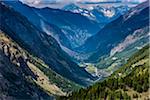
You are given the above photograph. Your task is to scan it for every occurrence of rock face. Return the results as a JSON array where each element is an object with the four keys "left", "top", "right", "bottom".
[
  {"left": 0, "top": 32, "right": 54, "bottom": 100},
  {"left": 0, "top": 2, "right": 95, "bottom": 87},
  {"left": 0, "top": 51, "right": 54, "bottom": 100},
  {"left": 76, "top": 1, "right": 149, "bottom": 62}
]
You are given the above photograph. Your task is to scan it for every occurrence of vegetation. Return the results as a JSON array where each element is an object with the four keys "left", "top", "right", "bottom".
[
  {"left": 0, "top": 31, "right": 80, "bottom": 95},
  {"left": 59, "top": 45, "right": 150, "bottom": 100},
  {"left": 97, "top": 26, "right": 149, "bottom": 71},
  {"left": 30, "top": 58, "right": 81, "bottom": 93}
]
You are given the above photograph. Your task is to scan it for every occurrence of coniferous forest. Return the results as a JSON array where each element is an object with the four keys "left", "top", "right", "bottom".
[{"left": 60, "top": 45, "right": 149, "bottom": 100}]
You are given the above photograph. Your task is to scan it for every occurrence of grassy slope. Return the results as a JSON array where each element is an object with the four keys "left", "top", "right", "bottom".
[
  {"left": 60, "top": 44, "right": 149, "bottom": 100},
  {"left": 96, "top": 27, "right": 149, "bottom": 72},
  {"left": 0, "top": 31, "right": 81, "bottom": 96}
]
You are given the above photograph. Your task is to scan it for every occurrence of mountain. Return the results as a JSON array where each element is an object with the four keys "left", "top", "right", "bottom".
[
  {"left": 0, "top": 46, "right": 52, "bottom": 100},
  {"left": 0, "top": 1, "right": 148, "bottom": 99},
  {"left": 63, "top": 3, "right": 130, "bottom": 28},
  {"left": 0, "top": 29, "right": 86, "bottom": 98},
  {"left": 76, "top": 1, "right": 149, "bottom": 62},
  {"left": 96, "top": 26, "right": 149, "bottom": 71},
  {"left": 33, "top": 7, "right": 100, "bottom": 48},
  {"left": 63, "top": 3, "right": 97, "bottom": 21},
  {"left": 4, "top": 1, "right": 100, "bottom": 49},
  {"left": 0, "top": 2, "right": 95, "bottom": 87},
  {"left": 60, "top": 44, "right": 150, "bottom": 100},
  {"left": 3, "top": 1, "right": 72, "bottom": 51},
  {"left": 0, "top": 30, "right": 64, "bottom": 99},
  {"left": 92, "top": 5, "right": 130, "bottom": 23}
]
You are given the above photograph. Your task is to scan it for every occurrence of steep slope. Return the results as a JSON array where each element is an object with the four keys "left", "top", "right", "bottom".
[
  {"left": 0, "top": 2, "right": 95, "bottom": 86},
  {"left": 96, "top": 26, "right": 149, "bottom": 71},
  {"left": 61, "top": 44, "right": 150, "bottom": 100},
  {"left": 0, "top": 30, "right": 82, "bottom": 98},
  {"left": 77, "top": 1, "right": 149, "bottom": 62},
  {"left": 4, "top": 1, "right": 100, "bottom": 49},
  {"left": 0, "top": 31, "right": 55, "bottom": 99},
  {"left": 3, "top": 1, "right": 72, "bottom": 51},
  {"left": 0, "top": 51, "right": 53, "bottom": 100},
  {"left": 34, "top": 8, "right": 100, "bottom": 48}
]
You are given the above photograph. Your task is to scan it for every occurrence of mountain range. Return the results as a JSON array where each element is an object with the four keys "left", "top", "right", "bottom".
[
  {"left": 76, "top": 0, "right": 149, "bottom": 62},
  {"left": 0, "top": 0, "right": 149, "bottom": 100},
  {"left": 4, "top": 1, "right": 100, "bottom": 50},
  {"left": 63, "top": 3, "right": 130, "bottom": 27},
  {"left": 0, "top": 2, "right": 96, "bottom": 87}
]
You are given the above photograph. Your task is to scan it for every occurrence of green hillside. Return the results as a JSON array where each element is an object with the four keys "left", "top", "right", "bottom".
[
  {"left": 0, "top": 31, "right": 81, "bottom": 98},
  {"left": 96, "top": 26, "right": 149, "bottom": 72},
  {"left": 60, "top": 44, "right": 150, "bottom": 100}
]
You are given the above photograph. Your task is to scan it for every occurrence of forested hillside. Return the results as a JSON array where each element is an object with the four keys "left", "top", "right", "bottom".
[{"left": 60, "top": 44, "right": 149, "bottom": 100}]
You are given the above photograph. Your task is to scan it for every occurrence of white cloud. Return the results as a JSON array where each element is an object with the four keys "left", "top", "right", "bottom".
[
  {"left": 123, "top": 0, "right": 146, "bottom": 3},
  {"left": 19, "top": 0, "right": 147, "bottom": 8}
]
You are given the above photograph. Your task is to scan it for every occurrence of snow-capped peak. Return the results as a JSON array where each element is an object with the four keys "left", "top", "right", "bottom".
[{"left": 63, "top": 4, "right": 130, "bottom": 24}]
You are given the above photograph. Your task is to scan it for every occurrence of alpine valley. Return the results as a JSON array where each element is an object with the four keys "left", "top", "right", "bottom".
[{"left": 0, "top": 0, "right": 149, "bottom": 100}]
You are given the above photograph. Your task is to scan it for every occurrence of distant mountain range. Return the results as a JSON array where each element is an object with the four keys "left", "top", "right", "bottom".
[
  {"left": 76, "top": 1, "right": 149, "bottom": 63},
  {"left": 63, "top": 3, "right": 130, "bottom": 26}
]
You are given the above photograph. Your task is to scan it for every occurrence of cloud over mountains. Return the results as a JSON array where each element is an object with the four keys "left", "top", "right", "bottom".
[{"left": 20, "top": 0, "right": 147, "bottom": 8}]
